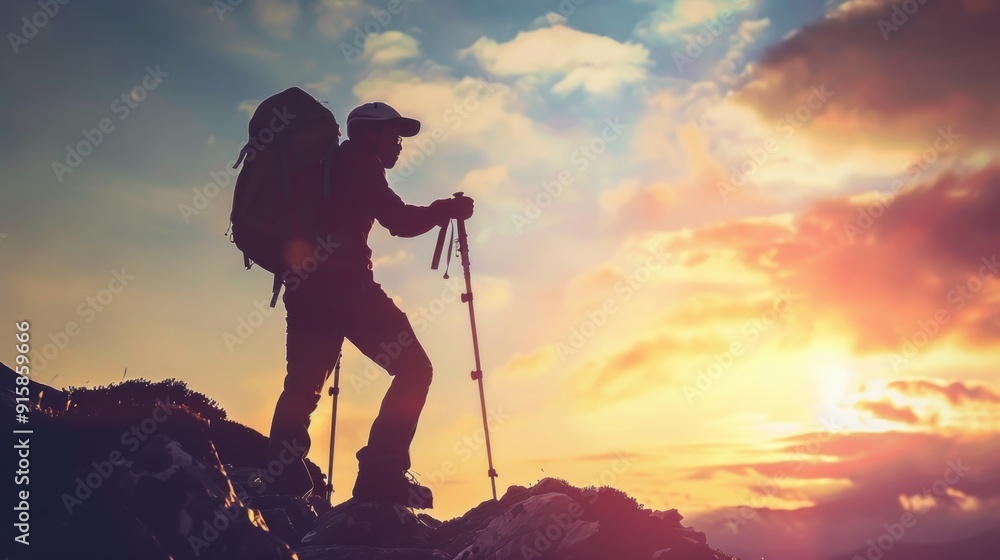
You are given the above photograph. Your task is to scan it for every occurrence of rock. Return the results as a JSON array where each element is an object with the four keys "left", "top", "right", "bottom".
[
  {"left": 418, "top": 513, "right": 443, "bottom": 528},
  {"left": 529, "top": 477, "right": 578, "bottom": 498},
  {"left": 651, "top": 508, "right": 684, "bottom": 528},
  {"left": 2, "top": 363, "right": 739, "bottom": 560},
  {"left": 431, "top": 496, "right": 507, "bottom": 555},
  {"left": 556, "top": 520, "right": 601, "bottom": 556},
  {"left": 297, "top": 545, "right": 451, "bottom": 560},
  {"left": 127, "top": 434, "right": 296, "bottom": 560},
  {"left": 498, "top": 484, "right": 530, "bottom": 508},
  {"left": 307, "top": 494, "right": 333, "bottom": 516},
  {"left": 228, "top": 464, "right": 267, "bottom": 496},
  {"left": 662, "top": 527, "right": 707, "bottom": 546},
  {"left": 259, "top": 508, "right": 298, "bottom": 546},
  {"left": 650, "top": 537, "right": 719, "bottom": 560},
  {"left": 247, "top": 494, "right": 319, "bottom": 544},
  {"left": 452, "top": 492, "right": 584, "bottom": 560},
  {"left": 301, "top": 498, "right": 435, "bottom": 548}
]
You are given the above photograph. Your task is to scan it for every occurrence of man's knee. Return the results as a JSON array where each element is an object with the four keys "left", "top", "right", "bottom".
[
  {"left": 277, "top": 381, "right": 322, "bottom": 413},
  {"left": 393, "top": 358, "right": 432, "bottom": 388},
  {"left": 414, "top": 360, "right": 433, "bottom": 387},
  {"left": 284, "top": 373, "right": 321, "bottom": 393}
]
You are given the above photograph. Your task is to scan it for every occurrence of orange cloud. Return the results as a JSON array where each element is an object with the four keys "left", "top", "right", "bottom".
[
  {"left": 887, "top": 380, "right": 1000, "bottom": 406},
  {"left": 570, "top": 333, "right": 727, "bottom": 403},
  {"left": 495, "top": 346, "right": 558, "bottom": 380},
  {"left": 658, "top": 164, "right": 1000, "bottom": 355},
  {"left": 849, "top": 378, "right": 1000, "bottom": 433},
  {"left": 855, "top": 399, "right": 920, "bottom": 424}
]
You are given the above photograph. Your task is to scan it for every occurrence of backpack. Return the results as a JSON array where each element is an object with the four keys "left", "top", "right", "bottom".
[{"left": 227, "top": 87, "right": 341, "bottom": 307}]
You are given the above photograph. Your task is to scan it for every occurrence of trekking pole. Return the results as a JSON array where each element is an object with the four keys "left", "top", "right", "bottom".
[
  {"left": 431, "top": 192, "right": 499, "bottom": 500},
  {"left": 325, "top": 352, "right": 342, "bottom": 503}
]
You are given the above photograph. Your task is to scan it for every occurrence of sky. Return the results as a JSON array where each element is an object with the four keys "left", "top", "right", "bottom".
[{"left": 2, "top": 0, "right": 999, "bottom": 558}]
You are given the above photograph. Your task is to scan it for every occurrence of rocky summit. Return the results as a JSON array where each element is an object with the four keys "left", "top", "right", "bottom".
[{"left": 3, "top": 364, "right": 737, "bottom": 560}]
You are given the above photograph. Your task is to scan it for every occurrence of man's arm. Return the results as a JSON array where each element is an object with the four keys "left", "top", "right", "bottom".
[{"left": 367, "top": 166, "right": 447, "bottom": 238}]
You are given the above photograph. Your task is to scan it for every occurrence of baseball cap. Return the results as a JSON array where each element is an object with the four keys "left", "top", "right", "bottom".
[{"left": 346, "top": 102, "right": 420, "bottom": 137}]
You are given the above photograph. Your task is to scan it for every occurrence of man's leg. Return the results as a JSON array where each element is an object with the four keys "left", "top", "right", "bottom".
[
  {"left": 267, "top": 287, "right": 344, "bottom": 497},
  {"left": 344, "top": 280, "right": 433, "bottom": 494}
]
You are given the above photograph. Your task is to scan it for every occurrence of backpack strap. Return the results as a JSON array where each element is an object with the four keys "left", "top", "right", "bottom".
[
  {"left": 233, "top": 145, "right": 251, "bottom": 169},
  {"left": 269, "top": 272, "right": 282, "bottom": 308}
]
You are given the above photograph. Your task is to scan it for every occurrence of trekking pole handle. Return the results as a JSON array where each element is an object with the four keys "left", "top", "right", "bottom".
[{"left": 431, "top": 192, "right": 467, "bottom": 271}]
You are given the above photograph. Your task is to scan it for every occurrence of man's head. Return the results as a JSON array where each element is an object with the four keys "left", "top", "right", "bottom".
[{"left": 346, "top": 102, "right": 420, "bottom": 169}]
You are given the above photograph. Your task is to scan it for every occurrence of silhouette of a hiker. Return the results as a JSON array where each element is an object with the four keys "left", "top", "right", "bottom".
[{"left": 266, "top": 102, "right": 473, "bottom": 509}]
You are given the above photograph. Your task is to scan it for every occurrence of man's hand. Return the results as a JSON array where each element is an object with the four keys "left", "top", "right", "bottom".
[
  {"left": 430, "top": 195, "right": 475, "bottom": 224},
  {"left": 451, "top": 194, "right": 474, "bottom": 221}
]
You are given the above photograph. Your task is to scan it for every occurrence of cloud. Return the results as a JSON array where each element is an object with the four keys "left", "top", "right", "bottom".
[
  {"left": 855, "top": 399, "right": 920, "bottom": 424},
  {"left": 600, "top": 117, "right": 727, "bottom": 230},
  {"left": 372, "top": 249, "right": 408, "bottom": 269},
  {"left": 688, "top": 428, "right": 1000, "bottom": 559},
  {"left": 569, "top": 332, "right": 728, "bottom": 403},
  {"left": 624, "top": 83, "right": 749, "bottom": 187},
  {"left": 599, "top": 179, "right": 682, "bottom": 231},
  {"left": 656, "top": 164, "right": 1000, "bottom": 355},
  {"left": 538, "top": 450, "right": 644, "bottom": 463},
  {"left": 734, "top": 0, "right": 1000, "bottom": 153},
  {"left": 845, "top": 378, "right": 1000, "bottom": 434},
  {"left": 351, "top": 66, "right": 563, "bottom": 170},
  {"left": 530, "top": 12, "right": 567, "bottom": 29},
  {"left": 315, "top": 0, "right": 368, "bottom": 39},
  {"left": 897, "top": 491, "right": 938, "bottom": 513},
  {"left": 495, "top": 346, "right": 558, "bottom": 380},
  {"left": 713, "top": 18, "right": 770, "bottom": 83},
  {"left": 303, "top": 75, "right": 341, "bottom": 95},
  {"left": 888, "top": 380, "right": 1000, "bottom": 406},
  {"left": 456, "top": 165, "right": 509, "bottom": 198},
  {"left": 471, "top": 274, "right": 512, "bottom": 312},
  {"left": 361, "top": 31, "right": 422, "bottom": 66},
  {"left": 459, "top": 26, "right": 652, "bottom": 96},
  {"left": 634, "top": 0, "right": 755, "bottom": 42},
  {"left": 251, "top": 0, "right": 300, "bottom": 39},
  {"left": 236, "top": 99, "right": 261, "bottom": 118}
]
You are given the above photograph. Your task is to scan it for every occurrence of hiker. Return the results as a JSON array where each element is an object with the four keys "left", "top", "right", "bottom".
[{"left": 265, "top": 101, "right": 474, "bottom": 509}]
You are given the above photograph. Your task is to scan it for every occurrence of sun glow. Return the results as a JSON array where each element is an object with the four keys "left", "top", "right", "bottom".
[{"left": 819, "top": 363, "right": 853, "bottom": 409}]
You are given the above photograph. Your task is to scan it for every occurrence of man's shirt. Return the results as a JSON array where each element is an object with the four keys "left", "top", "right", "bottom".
[{"left": 309, "top": 139, "right": 443, "bottom": 271}]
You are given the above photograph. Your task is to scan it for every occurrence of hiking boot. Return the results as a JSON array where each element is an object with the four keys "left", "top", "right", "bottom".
[
  {"left": 353, "top": 470, "right": 434, "bottom": 509},
  {"left": 263, "top": 459, "right": 315, "bottom": 499}
]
